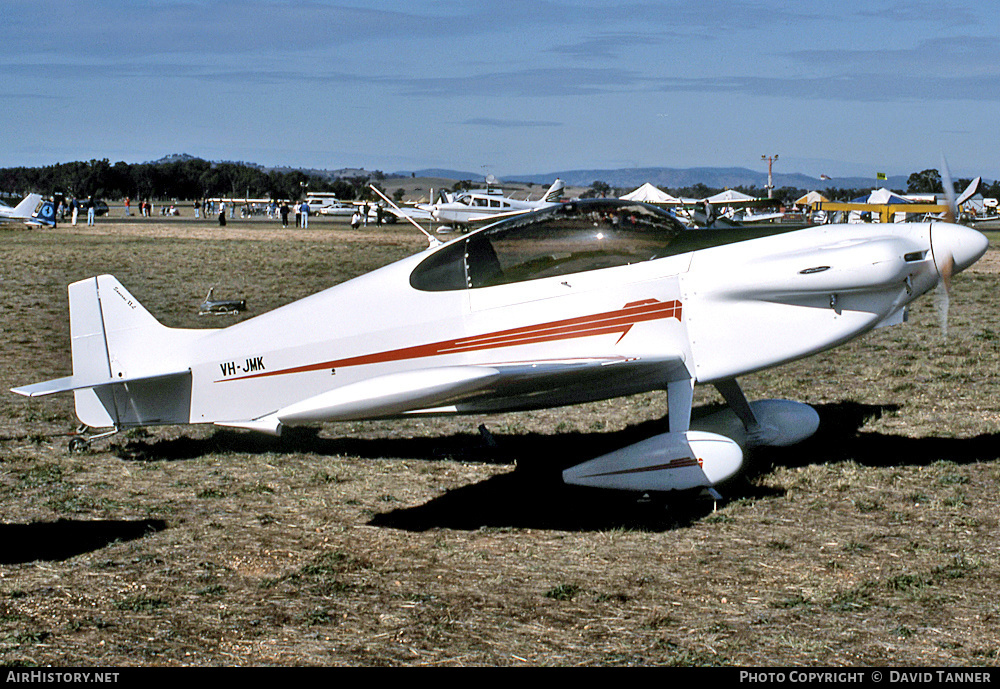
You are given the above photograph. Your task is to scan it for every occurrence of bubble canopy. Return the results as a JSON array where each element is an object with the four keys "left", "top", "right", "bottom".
[{"left": 409, "top": 198, "right": 793, "bottom": 292}]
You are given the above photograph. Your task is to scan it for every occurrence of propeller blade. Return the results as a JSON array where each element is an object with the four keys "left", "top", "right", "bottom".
[
  {"left": 934, "top": 250, "right": 954, "bottom": 337},
  {"left": 940, "top": 155, "right": 957, "bottom": 223},
  {"left": 940, "top": 250, "right": 954, "bottom": 293}
]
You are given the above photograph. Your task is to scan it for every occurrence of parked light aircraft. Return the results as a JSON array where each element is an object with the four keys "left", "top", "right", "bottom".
[
  {"left": 0, "top": 194, "right": 44, "bottom": 225},
  {"left": 11, "top": 199, "right": 987, "bottom": 495},
  {"left": 199, "top": 288, "right": 247, "bottom": 316},
  {"left": 417, "top": 178, "right": 566, "bottom": 229},
  {"left": 4, "top": 193, "right": 58, "bottom": 228}
]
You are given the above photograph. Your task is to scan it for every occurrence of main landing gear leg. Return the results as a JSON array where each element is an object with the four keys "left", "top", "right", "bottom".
[
  {"left": 708, "top": 378, "right": 820, "bottom": 448},
  {"left": 713, "top": 378, "right": 761, "bottom": 440},
  {"left": 669, "top": 378, "right": 722, "bottom": 507}
]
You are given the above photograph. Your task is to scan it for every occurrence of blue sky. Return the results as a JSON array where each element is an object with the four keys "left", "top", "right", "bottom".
[{"left": 3, "top": 0, "right": 998, "bottom": 180}]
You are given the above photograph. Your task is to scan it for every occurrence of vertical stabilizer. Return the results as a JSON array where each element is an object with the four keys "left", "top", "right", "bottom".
[
  {"left": 93, "top": 275, "right": 175, "bottom": 380},
  {"left": 66, "top": 275, "right": 204, "bottom": 429},
  {"left": 69, "top": 277, "right": 115, "bottom": 427},
  {"left": 12, "top": 194, "right": 43, "bottom": 218},
  {"left": 544, "top": 179, "right": 565, "bottom": 203}
]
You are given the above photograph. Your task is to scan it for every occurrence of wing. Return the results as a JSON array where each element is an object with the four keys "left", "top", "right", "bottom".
[
  {"left": 458, "top": 208, "right": 533, "bottom": 224},
  {"left": 425, "top": 354, "right": 690, "bottom": 414},
  {"left": 219, "top": 354, "right": 689, "bottom": 435}
]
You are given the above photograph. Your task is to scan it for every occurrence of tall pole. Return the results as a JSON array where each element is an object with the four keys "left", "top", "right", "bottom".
[{"left": 761, "top": 154, "right": 778, "bottom": 199}]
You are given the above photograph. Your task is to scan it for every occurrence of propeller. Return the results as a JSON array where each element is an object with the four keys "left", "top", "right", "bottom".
[
  {"left": 934, "top": 250, "right": 954, "bottom": 336},
  {"left": 933, "top": 156, "right": 958, "bottom": 335},
  {"left": 941, "top": 155, "right": 957, "bottom": 223},
  {"left": 928, "top": 158, "right": 990, "bottom": 337}
]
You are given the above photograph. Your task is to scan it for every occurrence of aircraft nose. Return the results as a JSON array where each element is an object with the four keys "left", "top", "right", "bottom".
[{"left": 931, "top": 223, "right": 989, "bottom": 277}]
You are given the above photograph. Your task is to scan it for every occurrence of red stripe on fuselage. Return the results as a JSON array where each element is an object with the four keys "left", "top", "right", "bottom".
[{"left": 217, "top": 298, "right": 682, "bottom": 383}]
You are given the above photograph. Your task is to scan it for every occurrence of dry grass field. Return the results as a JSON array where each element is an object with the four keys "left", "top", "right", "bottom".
[{"left": 1, "top": 213, "right": 999, "bottom": 667}]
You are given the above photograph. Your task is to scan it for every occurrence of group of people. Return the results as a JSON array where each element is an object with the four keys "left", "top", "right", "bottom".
[
  {"left": 119, "top": 197, "right": 159, "bottom": 218},
  {"left": 349, "top": 202, "right": 386, "bottom": 229},
  {"left": 55, "top": 196, "right": 388, "bottom": 229},
  {"left": 196, "top": 198, "right": 313, "bottom": 227},
  {"left": 134, "top": 200, "right": 162, "bottom": 217},
  {"left": 275, "top": 201, "right": 312, "bottom": 228},
  {"left": 64, "top": 196, "right": 98, "bottom": 226}
]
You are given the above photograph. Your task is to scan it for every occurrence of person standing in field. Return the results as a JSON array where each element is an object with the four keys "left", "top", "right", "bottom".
[{"left": 300, "top": 200, "right": 310, "bottom": 228}]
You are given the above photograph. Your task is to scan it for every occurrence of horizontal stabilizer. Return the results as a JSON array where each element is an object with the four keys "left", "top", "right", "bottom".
[{"left": 11, "top": 368, "right": 190, "bottom": 398}]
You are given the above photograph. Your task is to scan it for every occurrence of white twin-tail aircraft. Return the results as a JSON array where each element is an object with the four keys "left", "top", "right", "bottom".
[{"left": 11, "top": 199, "right": 987, "bottom": 496}]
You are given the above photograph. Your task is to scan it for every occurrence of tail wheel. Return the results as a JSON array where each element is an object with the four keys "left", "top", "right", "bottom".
[{"left": 68, "top": 436, "right": 90, "bottom": 453}]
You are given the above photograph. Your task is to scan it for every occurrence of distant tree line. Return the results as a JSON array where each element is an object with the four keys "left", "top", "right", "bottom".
[
  {"left": 3, "top": 158, "right": 997, "bottom": 207},
  {"left": 0, "top": 157, "right": 387, "bottom": 202}
]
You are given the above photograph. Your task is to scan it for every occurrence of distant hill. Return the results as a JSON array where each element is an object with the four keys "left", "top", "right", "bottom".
[
  {"left": 150, "top": 155, "right": 909, "bottom": 191},
  {"left": 391, "top": 166, "right": 910, "bottom": 191},
  {"left": 389, "top": 169, "right": 484, "bottom": 182},
  {"left": 148, "top": 153, "right": 200, "bottom": 165},
  {"left": 507, "top": 167, "right": 909, "bottom": 192}
]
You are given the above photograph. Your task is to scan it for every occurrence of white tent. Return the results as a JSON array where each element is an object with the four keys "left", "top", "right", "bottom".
[
  {"left": 620, "top": 182, "right": 681, "bottom": 204},
  {"left": 794, "top": 191, "right": 829, "bottom": 207},
  {"left": 846, "top": 188, "right": 911, "bottom": 223},
  {"left": 704, "top": 189, "right": 757, "bottom": 205},
  {"left": 850, "top": 188, "right": 910, "bottom": 205}
]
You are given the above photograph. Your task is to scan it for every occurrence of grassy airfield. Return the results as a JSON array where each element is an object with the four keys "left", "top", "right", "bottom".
[{"left": 1, "top": 213, "right": 999, "bottom": 666}]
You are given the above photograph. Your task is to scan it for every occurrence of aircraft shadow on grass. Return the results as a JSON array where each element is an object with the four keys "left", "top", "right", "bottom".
[
  {"left": 107, "top": 400, "right": 1000, "bottom": 533},
  {"left": 0, "top": 519, "right": 166, "bottom": 565},
  {"left": 5, "top": 402, "right": 996, "bottom": 563}
]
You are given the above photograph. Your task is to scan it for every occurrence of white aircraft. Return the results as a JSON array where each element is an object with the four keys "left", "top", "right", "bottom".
[
  {"left": 0, "top": 193, "right": 44, "bottom": 224},
  {"left": 417, "top": 178, "right": 566, "bottom": 229},
  {"left": 11, "top": 199, "right": 987, "bottom": 495}
]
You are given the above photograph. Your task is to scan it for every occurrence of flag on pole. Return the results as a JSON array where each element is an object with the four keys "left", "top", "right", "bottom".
[{"left": 876, "top": 172, "right": 887, "bottom": 180}]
